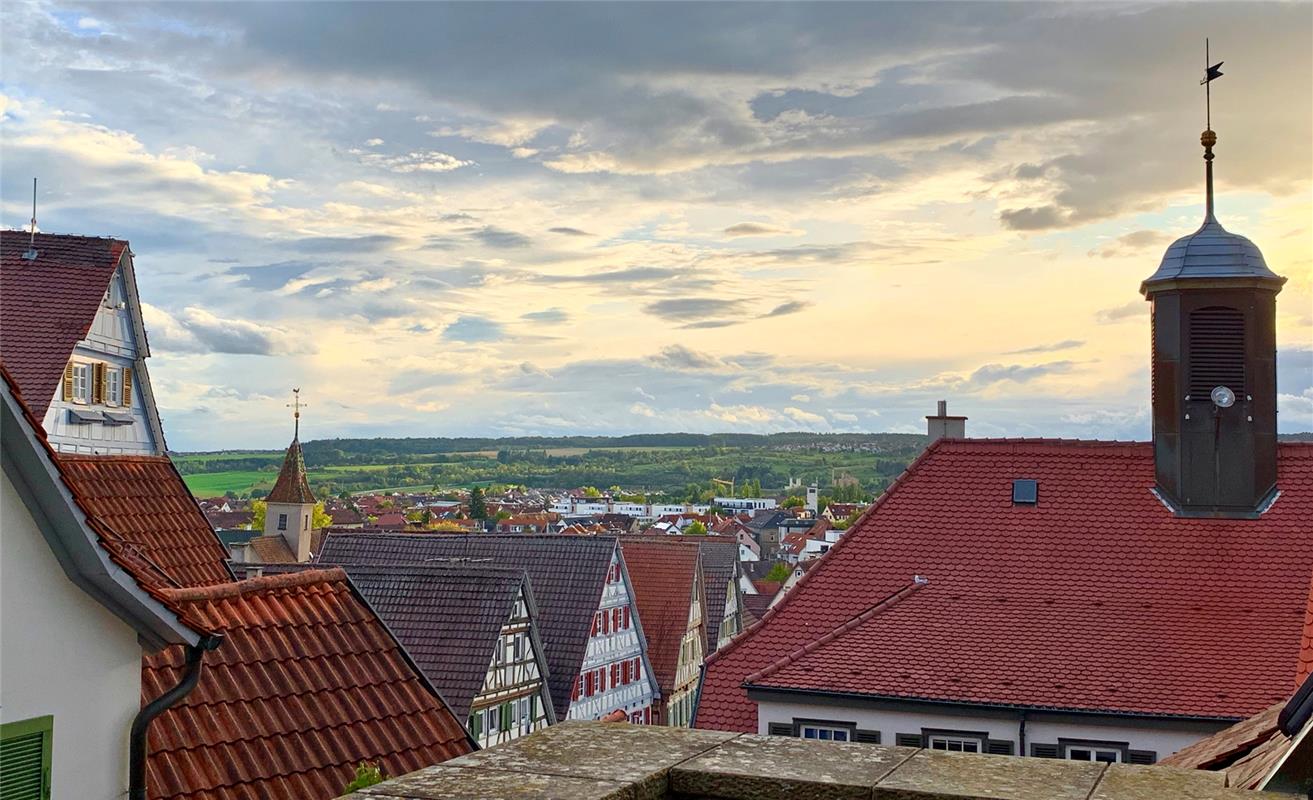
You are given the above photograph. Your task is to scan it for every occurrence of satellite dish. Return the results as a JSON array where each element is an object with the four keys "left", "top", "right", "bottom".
[{"left": 1211, "top": 386, "right": 1236, "bottom": 408}]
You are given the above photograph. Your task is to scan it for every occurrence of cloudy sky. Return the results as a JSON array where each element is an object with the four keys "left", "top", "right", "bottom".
[{"left": 2, "top": 2, "right": 1310, "bottom": 450}]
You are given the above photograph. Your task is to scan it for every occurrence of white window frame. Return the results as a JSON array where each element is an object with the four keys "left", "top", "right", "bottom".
[
  {"left": 927, "top": 734, "right": 983, "bottom": 753},
  {"left": 71, "top": 363, "right": 91, "bottom": 404},
  {"left": 1063, "top": 742, "right": 1123, "bottom": 763},
  {"left": 799, "top": 723, "right": 851, "bottom": 742},
  {"left": 106, "top": 368, "right": 122, "bottom": 406}
]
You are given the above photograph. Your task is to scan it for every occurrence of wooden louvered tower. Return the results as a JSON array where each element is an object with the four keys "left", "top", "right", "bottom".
[{"left": 1141, "top": 128, "right": 1285, "bottom": 517}]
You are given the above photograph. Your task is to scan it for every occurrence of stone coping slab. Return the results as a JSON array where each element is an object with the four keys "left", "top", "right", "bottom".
[
  {"left": 343, "top": 722, "right": 1288, "bottom": 800},
  {"left": 872, "top": 749, "right": 1105, "bottom": 800},
  {"left": 671, "top": 734, "right": 917, "bottom": 800},
  {"left": 345, "top": 764, "right": 634, "bottom": 800}
]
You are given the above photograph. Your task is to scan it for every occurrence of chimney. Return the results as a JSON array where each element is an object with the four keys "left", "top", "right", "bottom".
[{"left": 926, "top": 400, "right": 967, "bottom": 442}]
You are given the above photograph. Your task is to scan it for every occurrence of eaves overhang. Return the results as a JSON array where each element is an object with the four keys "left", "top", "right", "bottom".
[{"left": 1, "top": 380, "right": 201, "bottom": 651}]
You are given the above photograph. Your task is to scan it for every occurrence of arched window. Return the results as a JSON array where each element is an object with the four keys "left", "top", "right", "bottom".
[{"left": 1188, "top": 306, "right": 1245, "bottom": 397}]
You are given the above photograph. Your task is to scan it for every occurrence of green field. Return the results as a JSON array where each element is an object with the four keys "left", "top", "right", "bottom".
[{"left": 181, "top": 470, "right": 274, "bottom": 497}]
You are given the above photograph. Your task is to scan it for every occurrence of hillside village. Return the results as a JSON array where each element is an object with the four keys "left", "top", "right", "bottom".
[{"left": 1, "top": 18, "right": 1311, "bottom": 800}]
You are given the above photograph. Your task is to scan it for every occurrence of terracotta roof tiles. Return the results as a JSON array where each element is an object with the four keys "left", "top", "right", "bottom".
[
  {"left": 1, "top": 231, "right": 127, "bottom": 419},
  {"left": 618, "top": 538, "right": 702, "bottom": 698},
  {"left": 697, "top": 439, "right": 1313, "bottom": 732},
  {"left": 266, "top": 438, "right": 315, "bottom": 504},
  {"left": 143, "top": 568, "right": 472, "bottom": 800}
]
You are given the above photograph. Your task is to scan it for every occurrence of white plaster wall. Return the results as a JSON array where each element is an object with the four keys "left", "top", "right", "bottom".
[
  {"left": 756, "top": 699, "right": 1223, "bottom": 762},
  {"left": 0, "top": 472, "right": 143, "bottom": 799}
]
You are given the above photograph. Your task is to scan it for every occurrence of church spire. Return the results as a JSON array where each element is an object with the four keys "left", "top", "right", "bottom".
[
  {"left": 1200, "top": 38, "right": 1223, "bottom": 221},
  {"left": 268, "top": 390, "right": 315, "bottom": 505},
  {"left": 287, "top": 387, "right": 304, "bottom": 440}
]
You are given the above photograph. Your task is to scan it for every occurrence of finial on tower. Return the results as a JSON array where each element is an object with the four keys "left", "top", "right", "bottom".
[
  {"left": 1199, "top": 38, "right": 1224, "bottom": 221},
  {"left": 287, "top": 388, "right": 305, "bottom": 440}
]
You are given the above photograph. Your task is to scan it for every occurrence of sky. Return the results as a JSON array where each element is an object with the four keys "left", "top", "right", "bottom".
[{"left": 2, "top": 1, "right": 1310, "bottom": 451}]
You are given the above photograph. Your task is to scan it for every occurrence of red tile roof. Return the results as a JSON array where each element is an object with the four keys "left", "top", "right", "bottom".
[
  {"left": 697, "top": 439, "right": 1313, "bottom": 733},
  {"left": 58, "top": 455, "right": 233, "bottom": 588},
  {"left": 1159, "top": 701, "right": 1289, "bottom": 788},
  {"left": 143, "top": 568, "right": 472, "bottom": 800},
  {"left": 1, "top": 231, "right": 128, "bottom": 419},
  {"left": 266, "top": 438, "right": 315, "bottom": 504},
  {"left": 1, "top": 366, "right": 215, "bottom": 637},
  {"left": 618, "top": 538, "right": 702, "bottom": 698}
]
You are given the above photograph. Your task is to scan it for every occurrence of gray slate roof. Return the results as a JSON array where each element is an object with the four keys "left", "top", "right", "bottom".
[
  {"left": 318, "top": 533, "right": 618, "bottom": 720},
  {"left": 260, "top": 561, "right": 540, "bottom": 722},
  {"left": 1142, "top": 217, "right": 1284, "bottom": 291},
  {"left": 693, "top": 538, "right": 739, "bottom": 651}
]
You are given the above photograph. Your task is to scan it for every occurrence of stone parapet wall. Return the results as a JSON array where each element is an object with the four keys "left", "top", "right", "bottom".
[{"left": 344, "top": 721, "right": 1278, "bottom": 800}]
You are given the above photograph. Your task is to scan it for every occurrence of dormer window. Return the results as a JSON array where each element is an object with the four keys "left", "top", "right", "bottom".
[{"left": 106, "top": 367, "right": 122, "bottom": 406}]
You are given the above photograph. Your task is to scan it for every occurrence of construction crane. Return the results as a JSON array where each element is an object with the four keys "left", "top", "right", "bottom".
[{"left": 710, "top": 478, "right": 735, "bottom": 497}]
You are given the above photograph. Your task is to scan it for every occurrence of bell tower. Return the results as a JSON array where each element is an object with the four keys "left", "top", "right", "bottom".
[
  {"left": 1140, "top": 49, "right": 1285, "bottom": 517},
  {"left": 264, "top": 389, "right": 318, "bottom": 559}
]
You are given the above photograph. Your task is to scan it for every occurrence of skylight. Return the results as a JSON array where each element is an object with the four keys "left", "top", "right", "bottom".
[{"left": 1012, "top": 479, "right": 1038, "bottom": 505}]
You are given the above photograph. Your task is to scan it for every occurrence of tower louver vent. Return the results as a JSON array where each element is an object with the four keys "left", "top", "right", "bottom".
[{"left": 1188, "top": 306, "right": 1245, "bottom": 397}]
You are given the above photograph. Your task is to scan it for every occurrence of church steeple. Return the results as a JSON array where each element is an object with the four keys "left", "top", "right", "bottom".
[
  {"left": 1140, "top": 48, "right": 1286, "bottom": 517},
  {"left": 265, "top": 389, "right": 317, "bottom": 559}
]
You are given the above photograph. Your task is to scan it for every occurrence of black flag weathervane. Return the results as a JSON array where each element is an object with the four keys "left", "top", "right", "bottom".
[{"left": 1198, "top": 38, "right": 1224, "bottom": 219}]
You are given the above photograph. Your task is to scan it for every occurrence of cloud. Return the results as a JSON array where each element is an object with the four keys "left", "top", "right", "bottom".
[
  {"left": 533, "top": 266, "right": 684, "bottom": 285},
  {"left": 644, "top": 298, "right": 743, "bottom": 321},
  {"left": 1087, "top": 230, "right": 1172, "bottom": 259},
  {"left": 653, "top": 345, "right": 722, "bottom": 370},
  {"left": 443, "top": 315, "right": 505, "bottom": 343},
  {"left": 766, "top": 300, "right": 811, "bottom": 317},
  {"left": 547, "top": 226, "right": 592, "bottom": 236},
  {"left": 471, "top": 226, "right": 532, "bottom": 249},
  {"left": 290, "top": 235, "right": 404, "bottom": 254},
  {"left": 389, "top": 370, "right": 465, "bottom": 395},
  {"left": 968, "top": 361, "right": 1074, "bottom": 386},
  {"left": 142, "top": 303, "right": 311, "bottom": 356},
  {"left": 364, "top": 137, "right": 384, "bottom": 147},
  {"left": 521, "top": 308, "right": 569, "bottom": 324},
  {"left": 1096, "top": 301, "right": 1149, "bottom": 324},
  {"left": 1004, "top": 339, "right": 1083, "bottom": 355},
  {"left": 999, "top": 206, "right": 1068, "bottom": 231},
  {"left": 354, "top": 149, "right": 472, "bottom": 173},
  {"left": 723, "top": 222, "right": 799, "bottom": 238}
]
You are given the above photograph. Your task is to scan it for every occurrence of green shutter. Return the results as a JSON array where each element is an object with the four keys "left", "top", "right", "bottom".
[
  {"left": 469, "top": 711, "right": 482, "bottom": 740},
  {"left": 500, "top": 703, "right": 512, "bottom": 732},
  {"left": 1, "top": 715, "right": 53, "bottom": 800}
]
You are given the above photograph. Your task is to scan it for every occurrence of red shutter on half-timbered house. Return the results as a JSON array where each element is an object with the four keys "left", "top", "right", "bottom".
[
  {"left": 585, "top": 672, "right": 594, "bottom": 696},
  {"left": 623, "top": 607, "right": 631, "bottom": 628}
]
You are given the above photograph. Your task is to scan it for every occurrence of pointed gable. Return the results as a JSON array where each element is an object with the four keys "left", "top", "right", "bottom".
[
  {"left": 0, "top": 231, "right": 128, "bottom": 419},
  {"left": 266, "top": 438, "right": 315, "bottom": 504}
]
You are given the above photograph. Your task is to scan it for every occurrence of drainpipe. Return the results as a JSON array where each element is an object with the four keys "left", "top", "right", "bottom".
[
  {"left": 129, "top": 635, "right": 223, "bottom": 800},
  {"left": 1018, "top": 710, "right": 1027, "bottom": 758}
]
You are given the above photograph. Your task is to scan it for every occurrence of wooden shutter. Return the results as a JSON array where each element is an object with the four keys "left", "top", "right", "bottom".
[
  {"left": 854, "top": 729, "right": 881, "bottom": 744},
  {"left": 766, "top": 722, "right": 792, "bottom": 737},
  {"left": 62, "top": 363, "right": 75, "bottom": 401},
  {"left": 895, "top": 733, "right": 923, "bottom": 748},
  {"left": 92, "top": 362, "right": 106, "bottom": 404},
  {"left": 1127, "top": 750, "right": 1156, "bottom": 765},
  {"left": 0, "top": 715, "right": 53, "bottom": 800},
  {"left": 1030, "top": 743, "right": 1059, "bottom": 758},
  {"left": 986, "top": 739, "right": 1015, "bottom": 755},
  {"left": 469, "top": 711, "right": 481, "bottom": 740},
  {"left": 122, "top": 367, "right": 133, "bottom": 408}
]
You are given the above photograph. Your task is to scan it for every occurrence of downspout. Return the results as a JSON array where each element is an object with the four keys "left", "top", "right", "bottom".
[
  {"left": 1018, "top": 710, "right": 1027, "bottom": 758},
  {"left": 129, "top": 635, "right": 223, "bottom": 800}
]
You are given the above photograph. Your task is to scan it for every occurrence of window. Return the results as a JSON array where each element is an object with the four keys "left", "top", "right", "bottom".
[
  {"left": 800, "top": 724, "right": 850, "bottom": 742},
  {"left": 71, "top": 363, "right": 90, "bottom": 404},
  {"left": 1, "top": 714, "right": 53, "bottom": 800},
  {"left": 926, "top": 731, "right": 985, "bottom": 753},
  {"left": 1061, "top": 739, "right": 1127, "bottom": 764},
  {"left": 277, "top": 514, "right": 288, "bottom": 531},
  {"left": 105, "top": 275, "right": 125, "bottom": 308},
  {"left": 106, "top": 368, "right": 122, "bottom": 406}
]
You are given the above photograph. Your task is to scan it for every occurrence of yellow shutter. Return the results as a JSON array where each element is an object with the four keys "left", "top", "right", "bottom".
[
  {"left": 93, "top": 362, "right": 106, "bottom": 404},
  {"left": 63, "top": 362, "right": 75, "bottom": 401},
  {"left": 122, "top": 367, "right": 133, "bottom": 408}
]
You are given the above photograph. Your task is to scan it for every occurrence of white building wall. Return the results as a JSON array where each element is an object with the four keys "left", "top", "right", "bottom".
[
  {"left": 567, "top": 551, "right": 657, "bottom": 722},
  {"left": 756, "top": 698, "right": 1222, "bottom": 762},
  {"left": 1, "top": 472, "right": 143, "bottom": 799}
]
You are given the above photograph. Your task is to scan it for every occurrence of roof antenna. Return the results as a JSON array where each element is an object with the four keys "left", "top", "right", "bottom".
[{"left": 22, "top": 178, "right": 39, "bottom": 260}]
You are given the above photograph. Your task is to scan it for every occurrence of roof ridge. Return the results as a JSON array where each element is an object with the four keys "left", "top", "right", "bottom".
[
  {"left": 941, "top": 437, "right": 1148, "bottom": 447},
  {"left": 56, "top": 453, "right": 175, "bottom": 463},
  {"left": 164, "top": 567, "right": 347, "bottom": 602},
  {"left": 744, "top": 579, "right": 925, "bottom": 686}
]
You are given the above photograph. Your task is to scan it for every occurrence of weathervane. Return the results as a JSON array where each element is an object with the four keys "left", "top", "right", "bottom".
[
  {"left": 287, "top": 388, "right": 305, "bottom": 439},
  {"left": 1199, "top": 38, "right": 1225, "bottom": 220}
]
